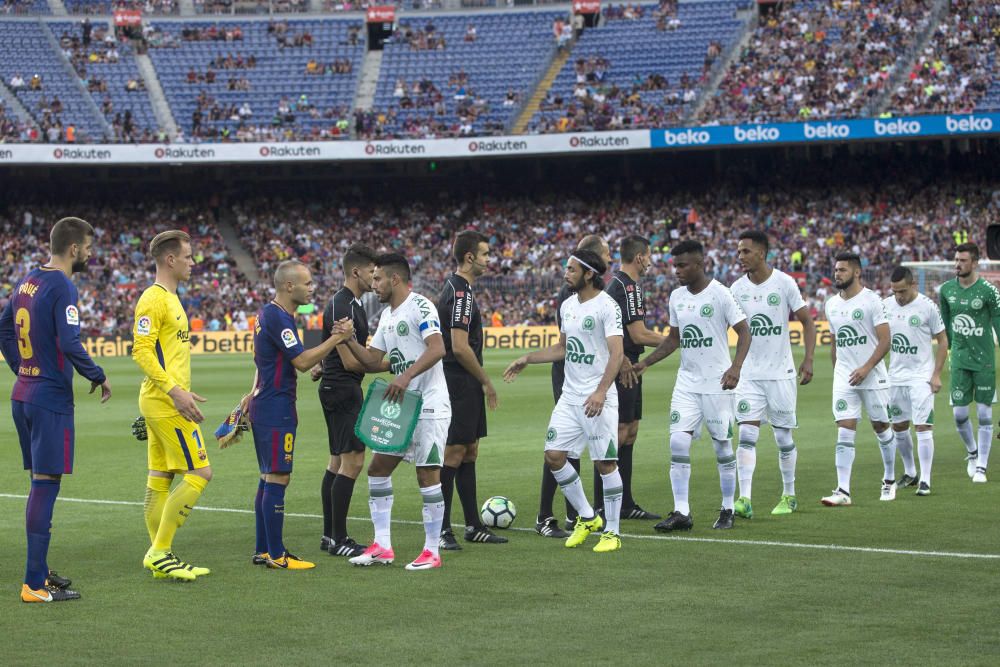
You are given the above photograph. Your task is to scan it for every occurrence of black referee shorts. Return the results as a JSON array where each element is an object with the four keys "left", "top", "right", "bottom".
[
  {"left": 615, "top": 375, "right": 642, "bottom": 424},
  {"left": 318, "top": 382, "right": 365, "bottom": 455},
  {"left": 551, "top": 361, "right": 565, "bottom": 403},
  {"left": 445, "top": 369, "right": 487, "bottom": 445}
]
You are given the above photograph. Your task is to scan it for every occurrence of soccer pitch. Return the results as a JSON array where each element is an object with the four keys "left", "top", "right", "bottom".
[{"left": 1, "top": 350, "right": 998, "bottom": 665}]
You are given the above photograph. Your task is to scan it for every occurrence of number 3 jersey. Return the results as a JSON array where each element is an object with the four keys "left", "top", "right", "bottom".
[
  {"left": 370, "top": 291, "right": 451, "bottom": 419},
  {"left": 669, "top": 280, "right": 746, "bottom": 394},
  {"left": 824, "top": 287, "right": 888, "bottom": 391},
  {"left": 558, "top": 291, "right": 623, "bottom": 403},
  {"left": 0, "top": 266, "right": 105, "bottom": 414}
]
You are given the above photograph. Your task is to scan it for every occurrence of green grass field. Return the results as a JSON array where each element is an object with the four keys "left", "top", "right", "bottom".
[{"left": 1, "top": 350, "right": 999, "bottom": 666}]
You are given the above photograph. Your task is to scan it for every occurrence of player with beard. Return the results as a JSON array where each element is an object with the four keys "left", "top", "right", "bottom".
[
  {"left": 535, "top": 235, "right": 612, "bottom": 538},
  {"left": 0, "top": 217, "right": 111, "bottom": 602},
  {"left": 345, "top": 254, "right": 452, "bottom": 571},
  {"left": 939, "top": 242, "right": 1000, "bottom": 483},
  {"left": 821, "top": 252, "right": 893, "bottom": 506},
  {"left": 506, "top": 249, "right": 625, "bottom": 553}
]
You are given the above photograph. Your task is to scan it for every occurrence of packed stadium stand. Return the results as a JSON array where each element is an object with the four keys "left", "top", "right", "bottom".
[
  {"left": 888, "top": 0, "right": 1000, "bottom": 115},
  {"left": 363, "top": 11, "right": 564, "bottom": 139},
  {"left": 698, "top": 0, "right": 936, "bottom": 124},
  {"left": 147, "top": 18, "right": 364, "bottom": 140},
  {"left": 6, "top": 148, "right": 987, "bottom": 337},
  {"left": 0, "top": 203, "right": 255, "bottom": 337},
  {"left": 531, "top": 0, "right": 746, "bottom": 133}
]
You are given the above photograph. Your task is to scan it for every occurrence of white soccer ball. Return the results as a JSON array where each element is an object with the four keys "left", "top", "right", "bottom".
[{"left": 480, "top": 496, "right": 517, "bottom": 529}]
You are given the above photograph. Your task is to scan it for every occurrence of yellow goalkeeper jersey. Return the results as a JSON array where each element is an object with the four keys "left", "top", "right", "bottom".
[{"left": 132, "top": 283, "right": 192, "bottom": 418}]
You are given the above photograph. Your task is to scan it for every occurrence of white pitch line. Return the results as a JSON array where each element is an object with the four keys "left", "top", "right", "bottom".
[{"left": 1, "top": 492, "right": 997, "bottom": 561}]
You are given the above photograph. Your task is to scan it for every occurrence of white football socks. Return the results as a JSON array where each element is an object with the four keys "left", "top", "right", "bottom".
[
  {"left": 916, "top": 430, "right": 934, "bottom": 486},
  {"left": 954, "top": 406, "right": 977, "bottom": 456},
  {"left": 419, "top": 483, "right": 444, "bottom": 556},
  {"left": 976, "top": 404, "right": 993, "bottom": 470},
  {"left": 552, "top": 462, "right": 595, "bottom": 519},
  {"left": 368, "top": 476, "right": 394, "bottom": 550},
  {"left": 669, "top": 431, "right": 693, "bottom": 515},
  {"left": 894, "top": 429, "right": 916, "bottom": 477},
  {"left": 736, "top": 424, "right": 759, "bottom": 500},
  {"left": 877, "top": 428, "right": 896, "bottom": 482},
  {"left": 773, "top": 427, "right": 797, "bottom": 496},
  {"left": 714, "top": 438, "right": 736, "bottom": 511},
  {"left": 601, "top": 469, "right": 623, "bottom": 534},
  {"left": 835, "top": 427, "right": 856, "bottom": 494}
]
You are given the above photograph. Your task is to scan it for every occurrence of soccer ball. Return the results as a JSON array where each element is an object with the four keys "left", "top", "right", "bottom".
[{"left": 480, "top": 496, "right": 517, "bottom": 529}]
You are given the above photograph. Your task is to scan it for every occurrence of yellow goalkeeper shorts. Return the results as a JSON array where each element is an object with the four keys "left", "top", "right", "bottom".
[{"left": 146, "top": 413, "right": 211, "bottom": 473}]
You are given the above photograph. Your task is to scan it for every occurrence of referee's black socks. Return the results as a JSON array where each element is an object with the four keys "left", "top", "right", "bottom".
[
  {"left": 456, "top": 461, "right": 482, "bottom": 528},
  {"left": 440, "top": 465, "right": 458, "bottom": 532},
  {"left": 321, "top": 469, "right": 336, "bottom": 539}
]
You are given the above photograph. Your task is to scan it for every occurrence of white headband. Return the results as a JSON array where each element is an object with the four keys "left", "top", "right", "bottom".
[{"left": 569, "top": 255, "right": 600, "bottom": 275}]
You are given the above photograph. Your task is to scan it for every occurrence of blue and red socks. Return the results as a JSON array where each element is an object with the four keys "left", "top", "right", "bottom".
[{"left": 25, "top": 478, "right": 60, "bottom": 590}]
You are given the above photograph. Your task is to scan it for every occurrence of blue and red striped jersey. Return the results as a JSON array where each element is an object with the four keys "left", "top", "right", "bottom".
[
  {"left": 249, "top": 302, "right": 304, "bottom": 426},
  {"left": 0, "top": 267, "right": 105, "bottom": 414}
]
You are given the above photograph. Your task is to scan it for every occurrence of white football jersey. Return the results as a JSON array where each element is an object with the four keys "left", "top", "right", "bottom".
[
  {"left": 669, "top": 280, "right": 747, "bottom": 394},
  {"left": 559, "top": 291, "right": 623, "bottom": 403},
  {"left": 884, "top": 293, "right": 945, "bottom": 386},
  {"left": 824, "top": 287, "right": 889, "bottom": 391},
  {"left": 731, "top": 269, "right": 806, "bottom": 381},
  {"left": 370, "top": 291, "right": 451, "bottom": 418}
]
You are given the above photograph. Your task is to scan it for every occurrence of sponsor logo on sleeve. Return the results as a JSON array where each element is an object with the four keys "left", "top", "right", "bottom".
[
  {"left": 136, "top": 315, "right": 151, "bottom": 335},
  {"left": 66, "top": 305, "right": 80, "bottom": 326},
  {"left": 281, "top": 328, "right": 298, "bottom": 348}
]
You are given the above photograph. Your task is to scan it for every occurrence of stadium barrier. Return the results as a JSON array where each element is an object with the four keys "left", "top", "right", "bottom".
[
  {"left": 485, "top": 321, "right": 840, "bottom": 349},
  {"left": 0, "top": 321, "right": 923, "bottom": 362},
  {"left": 0, "top": 330, "right": 260, "bottom": 362},
  {"left": 0, "top": 113, "right": 996, "bottom": 165}
]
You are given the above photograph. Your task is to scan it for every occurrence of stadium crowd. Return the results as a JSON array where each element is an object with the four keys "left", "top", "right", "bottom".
[
  {"left": 699, "top": 0, "right": 934, "bottom": 124},
  {"left": 0, "top": 203, "right": 255, "bottom": 338},
  {"left": 889, "top": 0, "right": 1000, "bottom": 115},
  {"left": 232, "top": 167, "right": 994, "bottom": 329},
  {"left": 2, "top": 157, "right": 997, "bottom": 338}
]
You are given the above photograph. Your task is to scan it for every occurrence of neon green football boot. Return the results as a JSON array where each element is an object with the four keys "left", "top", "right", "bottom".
[
  {"left": 565, "top": 514, "right": 604, "bottom": 548},
  {"left": 734, "top": 496, "right": 753, "bottom": 519},
  {"left": 771, "top": 495, "right": 798, "bottom": 515}
]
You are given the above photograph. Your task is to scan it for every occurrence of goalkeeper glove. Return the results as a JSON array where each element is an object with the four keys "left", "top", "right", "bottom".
[{"left": 131, "top": 416, "right": 148, "bottom": 441}]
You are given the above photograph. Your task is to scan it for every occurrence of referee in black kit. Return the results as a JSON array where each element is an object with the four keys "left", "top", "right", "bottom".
[
  {"left": 316, "top": 243, "right": 378, "bottom": 558},
  {"left": 437, "top": 230, "right": 507, "bottom": 550}
]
